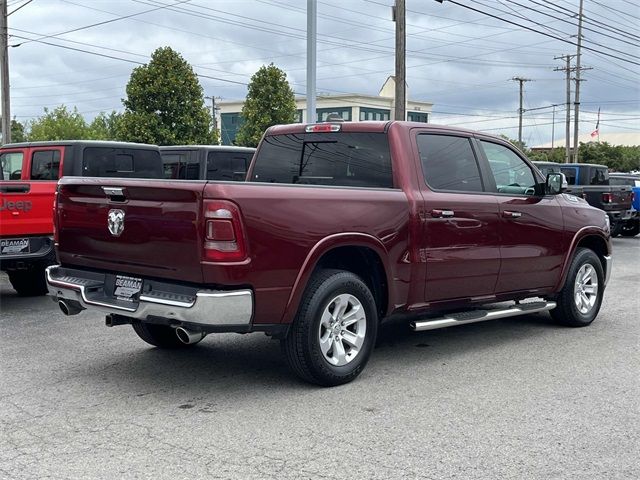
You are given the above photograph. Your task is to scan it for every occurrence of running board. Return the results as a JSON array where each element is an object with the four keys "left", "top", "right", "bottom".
[{"left": 410, "top": 301, "right": 556, "bottom": 332}]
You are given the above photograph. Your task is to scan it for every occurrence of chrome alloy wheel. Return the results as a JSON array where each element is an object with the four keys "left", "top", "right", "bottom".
[
  {"left": 573, "top": 264, "right": 599, "bottom": 315},
  {"left": 318, "top": 294, "right": 367, "bottom": 367}
]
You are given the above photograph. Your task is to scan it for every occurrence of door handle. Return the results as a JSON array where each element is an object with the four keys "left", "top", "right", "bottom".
[
  {"left": 503, "top": 210, "right": 522, "bottom": 218},
  {"left": 0, "top": 184, "right": 30, "bottom": 193},
  {"left": 431, "top": 209, "right": 455, "bottom": 218}
]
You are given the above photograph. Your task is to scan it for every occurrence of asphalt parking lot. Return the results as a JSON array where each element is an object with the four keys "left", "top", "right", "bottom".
[{"left": 1, "top": 237, "right": 638, "bottom": 480}]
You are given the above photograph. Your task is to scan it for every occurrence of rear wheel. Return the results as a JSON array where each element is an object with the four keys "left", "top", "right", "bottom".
[
  {"left": 551, "top": 248, "right": 604, "bottom": 327},
  {"left": 8, "top": 267, "right": 48, "bottom": 296},
  {"left": 281, "top": 269, "right": 378, "bottom": 386},
  {"left": 132, "top": 322, "right": 198, "bottom": 349}
]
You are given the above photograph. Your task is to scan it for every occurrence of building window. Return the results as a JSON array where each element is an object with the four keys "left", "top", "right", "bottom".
[
  {"left": 408, "top": 112, "right": 429, "bottom": 123},
  {"left": 295, "top": 109, "right": 303, "bottom": 123},
  {"left": 360, "top": 108, "right": 391, "bottom": 121},
  {"left": 317, "top": 107, "right": 352, "bottom": 122},
  {"left": 221, "top": 113, "right": 244, "bottom": 145}
]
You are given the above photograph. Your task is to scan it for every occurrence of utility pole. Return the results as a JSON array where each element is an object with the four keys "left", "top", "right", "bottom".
[
  {"left": 555, "top": 55, "right": 574, "bottom": 163},
  {"left": 551, "top": 104, "right": 556, "bottom": 149},
  {"left": 306, "top": 0, "right": 317, "bottom": 123},
  {"left": 1, "top": 0, "right": 10, "bottom": 144},
  {"left": 205, "top": 96, "right": 219, "bottom": 144},
  {"left": 512, "top": 77, "right": 531, "bottom": 146},
  {"left": 393, "top": 0, "right": 406, "bottom": 121},
  {"left": 572, "top": 0, "right": 584, "bottom": 163}
]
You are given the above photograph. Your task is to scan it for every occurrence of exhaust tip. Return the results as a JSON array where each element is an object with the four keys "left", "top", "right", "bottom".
[
  {"left": 58, "top": 299, "right": 82, "bottom": 316},
  {"left": 175, "top": 327, "right": 206, "bottom": 345}
]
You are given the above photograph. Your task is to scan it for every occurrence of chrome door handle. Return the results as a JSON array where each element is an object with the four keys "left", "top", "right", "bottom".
[
  {"left": 503, "top": 210, "right": 522, "bottom": 218},
  {"left": 431, "top": 209, "right": 455, "bottom": 218}
]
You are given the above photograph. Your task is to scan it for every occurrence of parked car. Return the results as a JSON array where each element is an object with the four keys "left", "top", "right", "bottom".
[
  {"left": 0, "top": 140, "right": 163, "bottom": 296},
  {"left": 554, "top": 163, "right": 634, "bottom": 237},
  {"left": 609, "top": 173, "right": 640, "bottom": 236},
  {"left": 46, "top": 122, "right": 611, "bottom": 386},
  {"left": 532, "top": 161, "right": 562, "bottom": 177},
  {"left": 160, "top": 145, "right": 255, "bottom": 181}
]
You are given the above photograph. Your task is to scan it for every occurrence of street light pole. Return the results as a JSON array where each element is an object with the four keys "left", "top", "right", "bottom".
[
  {"left": 306, "top": 0, "right": 317, "bottom": 124},
  {"left": 1, "top": 0, "right": 10, "bottom": 144}
]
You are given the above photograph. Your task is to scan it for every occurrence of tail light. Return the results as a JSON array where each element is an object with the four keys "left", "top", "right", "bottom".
[
  {"left": 202, "top": 200, "right": 247, "bottom": 262},
  {"left": 53, "top": 189, "right": 59, "bottom": 244},
  {"left": 602, "top": 192, "right": 613, "bottom": 203}
]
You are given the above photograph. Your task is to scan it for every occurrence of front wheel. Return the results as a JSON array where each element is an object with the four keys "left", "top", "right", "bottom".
[
  {"left": 550, "top": 248, "right": 604, "bottom": 327},
  {"left": 281, "top": 269, "right": 378, "bottom": 386},
  {"left": 621, "top": 219, "right": 639, "bottom": 237}
]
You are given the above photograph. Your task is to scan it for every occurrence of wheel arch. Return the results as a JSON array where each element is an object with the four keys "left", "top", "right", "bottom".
[
  {"left": 281, "top": 233, "right": 393, "bottom": 324},
  {"left": 555, "top": 227, "right": 611, "bottom": 291}
]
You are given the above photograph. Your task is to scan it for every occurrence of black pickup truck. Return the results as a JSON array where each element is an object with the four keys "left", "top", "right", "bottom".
[
  {"left": 160, "top": 145, "right": 255, "bottom": 181},
  {"left": 534, "top": 162, "right": 635, "bottom": 236}
]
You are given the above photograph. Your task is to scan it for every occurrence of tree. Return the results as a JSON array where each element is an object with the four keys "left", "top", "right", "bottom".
[
  {"left": 28, "top": 106, "right": 88, "bottom": 141},
  {"left": 235, "top": 63, "right": 296, "bottom": 147},
  {"left": 117, "top": 46, "right": 212, "bottom": 145},
  {"left": 88, "top": 111, "right": 121, "bottom": 140},
  {"left": 11, "top": 119, "right": 26, "bottom": 143}
]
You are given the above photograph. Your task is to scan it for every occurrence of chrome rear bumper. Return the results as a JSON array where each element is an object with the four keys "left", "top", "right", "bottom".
[{"left": 45, "top": 265, "right": 253, "bottom": 327}]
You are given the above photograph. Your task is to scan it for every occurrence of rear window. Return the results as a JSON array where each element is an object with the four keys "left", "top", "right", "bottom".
[
  {"left": 610, "top": 176, "right": 640, "bottom": 187},
  {"left": 207, "top": 151, "right": 253, "bottom": 181},
  {"left": 589, "top": 167, "right": 608, "bottom": 186},
  {"left": 0, "top": 152, "right": 24, "bottom": 180},
  {"left": 161, "top": 151, "right": 199, "bottom": 179},
  {"left": 560, "top": 167, "right": 578, "bottom": 186},
  {"left": 251, "top": 132, "right": 393, "bottom": 188},
  {"left": 30, "top": 150, "right": 61, "bottom": 180},
  {"left": 82, "top": 147, "right": 163, "bottom": 178}
]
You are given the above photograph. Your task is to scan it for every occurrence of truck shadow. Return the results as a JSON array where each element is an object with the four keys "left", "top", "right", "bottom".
[{"left": 69, "top": 312, "right": 565, "bottom": 398}]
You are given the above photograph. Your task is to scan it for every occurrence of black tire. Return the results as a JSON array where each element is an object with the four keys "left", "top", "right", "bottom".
[
  {"left": 610, "top": 221, "right": 622, "bottom": 237},
  {"left": 131, "top": 322, "right": 196, "bottom": 349},
  {"left": 281, "top": 269, "right": 378, "bottom": 387},
  {"left": 8, "top": 267, "right": 48, "bottom": 296},
  {"left": 621, "top": 219, "right": 639, "bottom": 237},
  {"left": 550, "top": 248, "right": 604, "bottom": 327}
]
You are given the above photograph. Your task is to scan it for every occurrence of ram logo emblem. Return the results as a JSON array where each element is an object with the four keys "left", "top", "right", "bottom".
[{"left": 107, "top": 209, "right": 125, "bottom": 237}]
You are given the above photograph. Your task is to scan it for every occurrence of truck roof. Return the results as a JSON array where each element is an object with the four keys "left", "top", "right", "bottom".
[
  {"left": 1, "top": 140, "right": 159, "bottom": 149},
  {"left": 159, "top": 145, "right": 255, "bottom": 153},
  {"left": 265, "top": 120, "right": 505, "bottom": 141}
]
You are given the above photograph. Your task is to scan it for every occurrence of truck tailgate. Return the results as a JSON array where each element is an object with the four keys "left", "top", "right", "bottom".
[{"left": 56, "top": 178, "right": 206, "bottom": 283}]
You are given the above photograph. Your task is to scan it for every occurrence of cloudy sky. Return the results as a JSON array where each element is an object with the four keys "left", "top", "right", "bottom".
[{"left": 6, "top": 0, "right": 640, "bottom": 146}]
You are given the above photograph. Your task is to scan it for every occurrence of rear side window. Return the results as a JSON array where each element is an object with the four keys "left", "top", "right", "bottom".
[
  {"left": 589, "top": 167, "right": 608, "bottom": 186},
  {"left": 82, "top": 147, "right": 163, "bottom": 178},
  {"left": 31, "top": 150, "right": 61, "bottom": 180},
  {"left": 417, "top": 134, "right": 483, "bottom": 192},
  {"left": 251, "top": 132, "right": 393, "bottom": 188},
  {"left": 161, "top": 152, "right": 200, "bottom": 179},
  {"left": 0, "top": 152, "right": 24, "bottom": 180},
  {"left": 207, "top": 151, "right": 253, "bottom": 181}
]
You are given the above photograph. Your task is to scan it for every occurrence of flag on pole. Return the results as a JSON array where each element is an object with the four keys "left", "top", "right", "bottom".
[{"left": 590, "top": 107, "right": 600, "bottom": 138}]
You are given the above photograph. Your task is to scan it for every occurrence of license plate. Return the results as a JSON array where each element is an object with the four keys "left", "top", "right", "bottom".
[
  {"left": 114, "top": 275, "right": 142, "bottom": 302},
  {"left": 0, "top": 238, "right": 30, "bottom": 256}
]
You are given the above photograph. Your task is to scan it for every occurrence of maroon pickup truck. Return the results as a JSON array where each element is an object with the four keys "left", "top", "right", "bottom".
[{"left": 46, "top": 121, "right": 612, "bottom": 386}]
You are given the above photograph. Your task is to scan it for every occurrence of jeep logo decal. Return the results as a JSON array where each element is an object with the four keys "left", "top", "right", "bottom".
[
  {"left": 107, "top": 209, "right": 125, "bottom": 237},
  {"left": 0, "top": 199, "right": 32, "bottom": 212}
]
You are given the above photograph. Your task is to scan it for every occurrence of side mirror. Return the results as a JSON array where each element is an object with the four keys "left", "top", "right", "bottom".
[{"left": 546, "top": 172, "right": 567, "bottom": 195}]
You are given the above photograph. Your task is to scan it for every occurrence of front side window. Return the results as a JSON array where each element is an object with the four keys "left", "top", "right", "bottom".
[
  {"left": 481, "top": 141, "right": 536, "bottom": 195},
  {"left": 0, "top": 152, "right": 24, "bottom": 180},
  {"left": 251, "top": 132, "right": 393, "bottom": 188},
  {"left": 30, "top": 150, "right": 61, "bottom": 180},
  {"left": 417, "top": 134, "right": 483, "bottom": 192},
  {"left": 207, "top": 151, "right": 252, "bottom": 181}
]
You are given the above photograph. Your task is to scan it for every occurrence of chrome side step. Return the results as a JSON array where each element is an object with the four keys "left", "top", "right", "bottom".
[{"left": 410, "top": 301, "right": 556, "bottom": 332}]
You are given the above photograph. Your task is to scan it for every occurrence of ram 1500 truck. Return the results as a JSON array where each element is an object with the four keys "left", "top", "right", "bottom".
[
  {"left": 160, "top": 145, "right": 255, "bottom": 181},
  {"left": 46, "top": 122, "right": 612, "bottom": 386},
  {"left": 0, "top": 140, "right": 163, "bottom": 296}
]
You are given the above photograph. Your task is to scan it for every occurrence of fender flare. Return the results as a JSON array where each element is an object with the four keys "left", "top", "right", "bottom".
[
  {"left": 554, "top": 226, "right": 611, "bottom": 291},
  {"left": 280, "top": 233, "right": 393, "bottom": 324}
]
